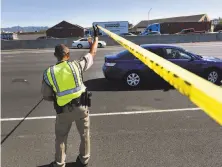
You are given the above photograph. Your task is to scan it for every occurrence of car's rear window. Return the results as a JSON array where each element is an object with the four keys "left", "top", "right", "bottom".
[
  {"left": 117, "top": 50, "right": 135, "bottom": 59},
  {"left": 117, "top": 46, "right": 150, "bottom": 59},
  {"left": 117, "top": 50, "right": 129, "bottom": 56}
]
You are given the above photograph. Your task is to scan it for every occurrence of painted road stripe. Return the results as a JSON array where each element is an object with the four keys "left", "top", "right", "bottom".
[{"left": 0, "top": 107, "right": 200, "bottom": 122}]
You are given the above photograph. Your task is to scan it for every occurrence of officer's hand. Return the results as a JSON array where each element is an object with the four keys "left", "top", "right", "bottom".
[{"left": 93, "top": 25, "right": 99, "bottom": 37}]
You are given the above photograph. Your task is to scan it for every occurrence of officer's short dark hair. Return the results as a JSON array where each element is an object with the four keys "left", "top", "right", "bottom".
[{"left": 54, "top": 44, "right": 70, "bottom": 59}]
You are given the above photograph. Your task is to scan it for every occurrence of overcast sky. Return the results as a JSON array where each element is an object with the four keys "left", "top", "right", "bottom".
[{"left": 1, "top": 0, "right": 222, "bottom": 28}]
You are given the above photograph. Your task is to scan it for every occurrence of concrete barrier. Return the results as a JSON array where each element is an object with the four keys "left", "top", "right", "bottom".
[
  {"left": 1, "top": 38, "right": 78, "bottom": 50},
  {"left": 1, "top": 33, "right": 222, "bottom": 50},
  {"left": 216, "top": 32, "right": 222, "bottom": 40}
]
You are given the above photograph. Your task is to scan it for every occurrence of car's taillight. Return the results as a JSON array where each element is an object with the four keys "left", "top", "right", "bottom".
[
  {"left": 105, "top": 62, "right": 116, "bottom": 66},
  {"left": 105, "top": 56, "right": 116, "bottom": 64}
]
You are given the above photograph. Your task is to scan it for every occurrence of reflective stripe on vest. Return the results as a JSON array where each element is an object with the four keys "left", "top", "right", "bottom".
[
  {"left": 67, "top": 62, "right": 79, "bottom": 88},
  {"left": 50, "top": 66, "right": 60, "bottom": 92},
  {"left": 43, "top": 69, "right": 50, "bottom": 86},
  {"left": 57, "top": 86, "right": 82, "bottom": 97},
  {"left": 73, "top": 61, "right": 83, "bottom": 82},
  {"left": 45, "top": 61, "right": 85, "bottom": 106}
]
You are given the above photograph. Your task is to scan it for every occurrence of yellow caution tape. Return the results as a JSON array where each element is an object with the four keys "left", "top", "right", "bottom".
[{"left": 97, "top": 25, "right": 222, "bottom": 125}]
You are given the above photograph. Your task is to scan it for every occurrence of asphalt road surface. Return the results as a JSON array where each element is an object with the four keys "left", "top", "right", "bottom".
[{"left": 1, "top": 42, "right": 222, "bottom": 167}]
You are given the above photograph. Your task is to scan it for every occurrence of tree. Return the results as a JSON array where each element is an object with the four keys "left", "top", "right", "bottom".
[
  {"left": 128, "top": 23, "right": 133, "bottom": 29},
  {"left": 214, "top": 24, "right": 222, "bottom": 31}
]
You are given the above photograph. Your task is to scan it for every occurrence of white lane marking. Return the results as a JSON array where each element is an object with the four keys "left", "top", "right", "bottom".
[
  {"left": 0, "top": 107, "right": 200, "bottom": 122},
  {"left": 3, "top": 55, "right": 15, "bottom": 57}
]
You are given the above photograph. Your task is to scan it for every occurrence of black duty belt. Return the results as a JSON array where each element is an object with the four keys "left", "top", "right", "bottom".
[
  {"left": 55, "top": 90, "right": 92, "bottom": 115},
  {"left": 68, "top": 96, "right": 81, "bottom": 107},
  {"left": 55, "top": 97, "right": 81, "bottom": 115}
]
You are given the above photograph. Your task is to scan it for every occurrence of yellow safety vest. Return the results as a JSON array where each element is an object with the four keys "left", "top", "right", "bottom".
[{"left": 44, "top": 60, "right": 86, "bottom": 106}]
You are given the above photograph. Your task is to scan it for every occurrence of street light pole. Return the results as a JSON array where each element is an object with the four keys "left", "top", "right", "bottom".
[{"left": 148, "top": 8, "right": 152, "bottom": 26}]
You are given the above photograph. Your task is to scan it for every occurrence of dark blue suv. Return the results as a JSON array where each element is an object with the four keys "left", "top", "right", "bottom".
[{"left": 102, "top": 44, "right": 222, "bottom": 87}]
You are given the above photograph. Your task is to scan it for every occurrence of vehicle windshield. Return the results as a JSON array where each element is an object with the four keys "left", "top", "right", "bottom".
[{"left": 185, "top": 50, "right": 203, "bottom": 58}]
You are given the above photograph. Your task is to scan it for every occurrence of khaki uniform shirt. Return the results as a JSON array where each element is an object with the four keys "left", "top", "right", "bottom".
[{"left": 41, "top": 53, "right": 93, "bottom": 101}]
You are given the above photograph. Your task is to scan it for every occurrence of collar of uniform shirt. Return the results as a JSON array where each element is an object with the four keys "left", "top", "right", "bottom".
[{"left": 56, "top": 60, "right": 70, "bottom": 65}]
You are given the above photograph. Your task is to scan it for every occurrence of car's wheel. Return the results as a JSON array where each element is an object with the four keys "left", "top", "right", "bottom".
[
  {"left": 124, "top": 71, "right": 141, "bottom": 87},
  {"left": 98, "top": 43, "right": 102, "bottom": 48},
  {"left": 77, "top": 44, "right": 83, "bottom": 49},
  {"left": 205, "top": 68, "right": 221, "bottom": 85}
]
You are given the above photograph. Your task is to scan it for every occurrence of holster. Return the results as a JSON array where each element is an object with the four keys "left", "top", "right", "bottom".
[
  {"left": 80, "top": 89, "right": 92, "bottom": 107},
  {"left": 53, "top": 101, "right": 63, "bottom": 114}
]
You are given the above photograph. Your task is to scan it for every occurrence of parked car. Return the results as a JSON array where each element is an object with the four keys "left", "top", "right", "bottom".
[
  {"left": 102, "top": 44, "right": 222, "bottom": 87},
  {"left": 119, "top": 33, "right": 137, "bottom": 36},
  {"left": 176, "top": 28, "right": 206, "bottom": 34},
  {"left": 72, "top": 38, "right": 106, "bottom": 49}
]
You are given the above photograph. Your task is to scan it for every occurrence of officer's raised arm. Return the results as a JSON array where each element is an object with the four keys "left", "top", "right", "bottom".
[
  {"left": 89, "top": 25, "right": 99, "bottom": 58},
  {"left": 78, "top": 25, "right": 100, "bottom": 72}
]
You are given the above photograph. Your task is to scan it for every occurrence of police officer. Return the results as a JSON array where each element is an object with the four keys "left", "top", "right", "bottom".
[{"left": 41, "top": 25, "right": 100, "bottom": 167}]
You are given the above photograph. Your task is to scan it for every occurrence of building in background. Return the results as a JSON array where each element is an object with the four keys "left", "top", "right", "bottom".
[
  {"left": 84, "top": 27, "right": 93, "bottom": 37},
  {"left": 1, "top": 32, "right": 18, "bottom": 40},
  {"left": 211, "top": 18, "right": 222, "bottom": 32},
  {"left": 211, "top": 18, "right": 222, "bottom": 26},
  {"left": 46, "top": 21, "right": 84, "bottom": 38},
  {"left": 131, "top": 14, "right": 211, "bottom": 34}
]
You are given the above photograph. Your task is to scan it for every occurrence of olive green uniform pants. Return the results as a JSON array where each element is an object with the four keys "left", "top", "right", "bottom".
[{"left": 53, "top": 104, "right": 90, "bottom": 167}]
